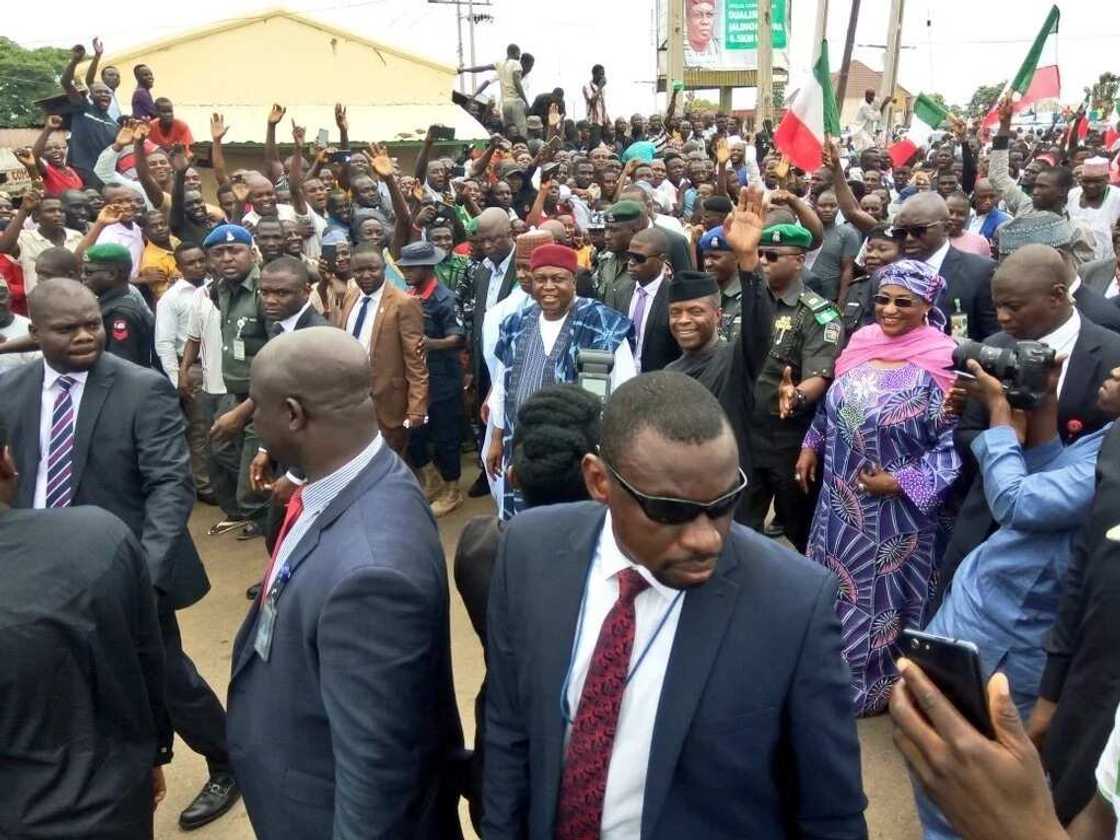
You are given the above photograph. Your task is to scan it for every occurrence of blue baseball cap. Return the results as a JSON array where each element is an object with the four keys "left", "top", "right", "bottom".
[{"left": 202, "top": 224, "right": 253, "bottom": 249}]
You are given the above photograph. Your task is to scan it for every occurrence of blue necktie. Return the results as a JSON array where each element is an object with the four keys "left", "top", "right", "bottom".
[
  {"left": 351, "top": 295, "right": 372, "bottom": 340},
  {"left": 46, "top": 375, "right": 77, "bottom": 508}
]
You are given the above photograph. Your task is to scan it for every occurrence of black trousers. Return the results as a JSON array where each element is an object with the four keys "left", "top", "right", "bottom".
[
  {"left": 408, "top": 396, "right": 464, "bottom": 482},
  {"left": 157, "top": 597, "right": 230, "bottom": 775},
  {"left": 743, "top": 452, "right": 819, "bottom": 555}
]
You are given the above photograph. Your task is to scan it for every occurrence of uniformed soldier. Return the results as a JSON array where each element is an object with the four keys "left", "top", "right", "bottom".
[
  {"left": 743, "top": 223, "right": 843, "bottom": 554},
  {"left": 593, "top": 200, "right": 644, "bottom": 301},
  {"left": 81, "top": 243, "right": 155, "bottom": 368},
  {"left": 202, "top": 224, "right": 271, "bottom": 540},
  {"left": 698, "top": 225, "right": 742, "bottom": 341}
]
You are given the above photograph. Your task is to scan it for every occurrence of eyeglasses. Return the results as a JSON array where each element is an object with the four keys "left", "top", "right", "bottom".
[
  {"left": 890, "top": 222, "right": 941, "bottom": 240},
  {"left": 759, "top": 249, "right": 797, "bottom": 262},
  {"left": 602, "top": 458, "right": 748, "bottom": 525},
  {"left": 624, "top": 251, "right": 662, "bottom": 264},
  {"left": 873, "top": 294, "right": 919, "bottom": 308}
]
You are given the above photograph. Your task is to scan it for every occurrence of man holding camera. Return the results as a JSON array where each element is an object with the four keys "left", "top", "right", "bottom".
[{"left": 915, "top": 288, "right": 1112, "bottom": 839}]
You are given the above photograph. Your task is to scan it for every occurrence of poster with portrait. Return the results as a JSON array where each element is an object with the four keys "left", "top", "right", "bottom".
[{"left": 682, "top": 0, "right": 789, "bottom": 70}]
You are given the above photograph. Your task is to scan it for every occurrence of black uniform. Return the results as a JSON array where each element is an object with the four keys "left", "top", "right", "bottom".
[
  {"left": 100, "top": 285, "right": 155, "bottom": 368},
  {"left": 742, "top": 276, "right": 843, "bottom": 553}
]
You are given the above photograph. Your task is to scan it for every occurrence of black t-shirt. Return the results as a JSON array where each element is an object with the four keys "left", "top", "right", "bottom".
[
  {"left": 64, "top": 100, "right": 120, "bottom": 172},
  {"left": 100, "top": 286, "right": 155, "bottom": 369}
]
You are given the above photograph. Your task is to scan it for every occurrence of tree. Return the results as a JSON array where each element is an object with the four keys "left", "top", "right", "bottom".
[
  {"left": 0, "top": 37, "right": 71, "bottom": 128},
  {"left": 965, "top": 81, "right": 1007, "bottom": 120},
  {"left": 1085, "top": 71, "right": 1119, "bottom": 119}
]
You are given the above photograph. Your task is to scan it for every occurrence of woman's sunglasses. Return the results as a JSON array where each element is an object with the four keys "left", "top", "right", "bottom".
[
  {"left": 873, "top": 294, "right": 919, "bottom": 308},
  {"left": 603, "top": 459, "right": 748, "bottom": 525}
]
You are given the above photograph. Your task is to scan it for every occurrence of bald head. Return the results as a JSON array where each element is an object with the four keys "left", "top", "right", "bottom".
[
  {"left": 28, "top": 277, "right": 96, "bottom": 322},
  {"left": 991, "top": 244, "right": 1073, "bottom": 340},
  {"left": 539, "top": 219, "right": 568, "bottom": 243},
  {"left": 477, "top": 206, "right": 514, "bottom": 262},
  {"left": 477, "top": 207, "right": 511, "bottom": 237},
  {"left": 251, "top": 327, "right": 372, "bottom": 419},
  {"left": 631, "top": 226, "right": 668, "bottom": 253},
  {"left": 898, "top": 192, "right": 949, "bottom": 224}
]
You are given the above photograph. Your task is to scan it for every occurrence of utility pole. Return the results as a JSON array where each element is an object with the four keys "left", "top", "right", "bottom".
[
  {"left": 667, "top": 0, "right": 685, "bottom": 97},
  {"left": 456, "top": 2, "right": 465, "bottom": 93},
  {"left": 467, "top": 0, "right": 477, "bottom": 92},
  {"left": 428, "top": 0, "right": 493, "bottom": 94},
  {"left": 814, "top": 0, "right": 829, "bottom": 48},
  {"left": 835, "top": 0, "right": 861, "bottom": 113},
  {"left": 756, "top": 0, "right": 773, "bottom": 126},
  {"left": 878, "top": 0, "right": 906, "bottom": 137}
]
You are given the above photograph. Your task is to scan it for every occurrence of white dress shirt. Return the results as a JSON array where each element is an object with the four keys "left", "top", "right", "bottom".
[
  {"left": 0, "top": 313, "right": 40, "bottom": 374},
  {"left": 264, "top": 434, "right": 383, "bottom": 593},
  {"left": 1039, "top": 308, "right": 1081, "bottom": 397},
  {"left": 275, "top": 301, "right": 312, "bottom": 335},
  {"left": 345, "top": 286, "right": 385, "bottom": 351},
  {"left": 925, "top": 239, "right": 952, "bottom": 274},
  {"left": 484, "top": 250, "right": 515, "bottom": 313},
  {"left": 629, "top": 272, "right": 665, "bottom": 369},
  {"left": 154, "top": 278, "right": 200, "bottom": 387},
  {"left": 33, "top": 365, "right": 89, "bottom": 509},
  {"left": 96, "top": 222, "right": 145, "bottom": 280},
  {"left": 564, "top": 511, "right": 686, "bottom": 839},
  {"left": 186, "top": 280, "right": 226, "bottom": 395}
]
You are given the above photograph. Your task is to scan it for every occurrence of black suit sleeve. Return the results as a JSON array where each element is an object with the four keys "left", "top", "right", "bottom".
[
  {"left": 318, "top": 565, "right": 443, "bottom": 838},
  {"left": 1040, "top": 532, "right": 1090, "bottom": 701},
  {"left": 134, "top": 373, "right": 196, "bottom": 594},
  {"left": 789, "top": 574, "right": 870, "bottom": 838},
  {"left": 972, "top": 261, "right": 1000, "bottom": 340},
  {"left": 481, "top": 527, "right": 530, "bottom": 840},
  {"left": 453, "top": 517, "right": 500, "bottom": 647}
]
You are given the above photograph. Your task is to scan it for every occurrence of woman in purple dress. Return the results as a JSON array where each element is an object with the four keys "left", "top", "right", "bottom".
[{"left": 795, "top": 260, "right": 962, "bottom": 716}]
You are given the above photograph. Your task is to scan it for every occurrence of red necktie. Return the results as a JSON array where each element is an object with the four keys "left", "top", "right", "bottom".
[
  {"left": 555, "top": 567, "right": 650, "bottom": 840},
  {"left": 257, "top": 486, "right": 305, "bottom": 601}
]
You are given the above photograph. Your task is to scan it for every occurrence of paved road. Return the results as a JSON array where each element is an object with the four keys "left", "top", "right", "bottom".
[{"left": 156, "top": 469, "right": 921, "bottom": 839}]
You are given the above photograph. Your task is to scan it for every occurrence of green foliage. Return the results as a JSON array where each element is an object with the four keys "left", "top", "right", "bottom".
[
  {"left": 1084, "top": 71, "right": 1119, "bottom": 117},
  {"left": 683, "top": 97, "right": 720, "bottom": 116},
  {"left": 965, "top": 81, "right": 1007, "bottom": 120},
  {"left": 0, "top": 37, "right": 71, "bottom": 127}
]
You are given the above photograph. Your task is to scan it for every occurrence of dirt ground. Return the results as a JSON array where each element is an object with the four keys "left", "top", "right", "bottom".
[{"left": 156, "top": 465, "right": 921, "bottom": 839}]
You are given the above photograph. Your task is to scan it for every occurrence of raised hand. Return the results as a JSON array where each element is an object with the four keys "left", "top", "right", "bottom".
[
  {"left": 21, "top": 188, "right": 43, "bottom": 212},
  {"left": 366, "top": 143, "right": 394, "bottom": 178},
  {"left": 997, "top": 94, "right": 1014, "bottom": 127},
  {"left": 334, "top": 103, "right": 348, "bottom": 131},
  {"left": 114, "top": 123, "right": 135, "bottom": 148},
  {"left": 291, "top": 119, "right": 306, "bottom": 147},
  {"left": 13, "top": 147, "right": 36, "bottom": 168},
  {"left": 132, "top": 121, "right": 150, "bottom": 141},
  {"left": 169, "top": 144, "right": 189, "bottom": 173},
  {"left": 715, "top": 137, "right": 731, "bottom": 165},
  {"left": 823, "top": 139, "right": 843, "bottom": 174},
  {"left": 93, "top": 37, "right": 104, "bottom": 55},
  {"left": 231, "top": 181, "right": 251, "bottom": 204},
  {"left": 46, "top": 114, "right": 63, "bottom": 131},
  {"left": 723, "top": 184, "right": 766, "bottom": 256},
  {"left": 71, "top": 44, "right": 86, "bottom": 62},
  {"left": 210, "top": 112, "right": 229, "bottom": 142},
  {"left": 548, "top": 102, "right": 561, "bottom": 128},
  {"left": 268, "top": 103, "right": 286, "bottom": 125},
  {"left": 96, "top": 204, "right": 122, "bottom": 226}
]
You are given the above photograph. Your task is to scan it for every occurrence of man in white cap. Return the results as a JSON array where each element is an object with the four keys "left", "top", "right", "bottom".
[{"left": 1068, "top": 156, "right": 1120, "bottom": 260}]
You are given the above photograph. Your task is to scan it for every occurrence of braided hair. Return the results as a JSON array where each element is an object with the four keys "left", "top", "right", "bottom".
[{"left": 511, "top": 384, "right": 601, "bottom": 509}]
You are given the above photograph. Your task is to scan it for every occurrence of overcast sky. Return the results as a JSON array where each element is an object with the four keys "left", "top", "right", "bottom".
[{"left": 13, "top": 0, "right": 1117, "bottom": 119}]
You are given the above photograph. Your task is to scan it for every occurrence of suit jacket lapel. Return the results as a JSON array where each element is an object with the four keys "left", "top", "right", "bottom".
[
  {"left": 499, "top": 255, "right": 517, "bottom": 301},
  {"left": 72, "top": 357, "right": 115, "bottom": 496},
  {"left": 1059, "top": 324, "right": 1102, "bottom": 438},
  {"left": 370, "top": 285, "right": 393, "bottom": 356},
  {"left": 14, "top": 362, "right": 45, "bottom": 508},
  {"left": 537, "top": 507, "right": 604, "bottom": 825},
  {"left": 641, "top": 547, "right": 740, "bottom": 837}
]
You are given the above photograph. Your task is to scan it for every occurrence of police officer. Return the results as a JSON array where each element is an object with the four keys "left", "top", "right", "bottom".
[
  {"left": 698, "top": 226, "right": 741, "bottom": 341},
  {"left": 81, "top": 242, "right": 155, "bottom": 368},
  {"left": 203, "top": 224, "right": 271, "bottom": 540},
  {"left": 593, "top": 200, "right": 644, "bottom": 301},
  {"left": 743, "top": 223, "right": 842, "bottom": 554}
]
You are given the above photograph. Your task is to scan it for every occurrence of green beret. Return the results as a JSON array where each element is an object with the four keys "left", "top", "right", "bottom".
[
  {"left": 605, "top": 200, "right": 643, "bottom": 224},
  {"left": 760, "top": 224, "right": 812, "bottom": 250},
  {"left": 85, "top": 243, "right": 133, "bottom": 267}
]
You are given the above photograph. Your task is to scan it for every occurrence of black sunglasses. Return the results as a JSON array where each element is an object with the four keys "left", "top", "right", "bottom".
[
  {"left": 873, "top": 294, "right": 918, "bottom": 308},
  {"left": 759, "top": 249, "right": 798, "bottom": 262},
  {"left": 890, "top": 222, "right": 941, "bottom": 240},
  {"left": 603, "top": 459, "right": 748, "bottom": 525},
  {"left": 624, "top": 251, "right": 660, "bottom": 264}
]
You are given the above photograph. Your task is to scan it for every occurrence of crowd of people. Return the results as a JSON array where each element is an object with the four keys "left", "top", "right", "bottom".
[{"left": 2, "top": 30, "right": 1120, "bottom": 840}]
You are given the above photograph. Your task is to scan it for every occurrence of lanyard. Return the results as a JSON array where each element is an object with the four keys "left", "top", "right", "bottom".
[{"left": 559, "top": 561, "right": 684, "bottom": 725}]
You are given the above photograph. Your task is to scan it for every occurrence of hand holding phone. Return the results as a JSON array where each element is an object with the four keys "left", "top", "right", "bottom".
[{"left": 899, "top": 629, "right": 994, "bottom": 738}]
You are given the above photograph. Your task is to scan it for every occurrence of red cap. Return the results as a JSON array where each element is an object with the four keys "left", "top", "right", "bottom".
[{"left": 529, "top": 243, "right": 579, "bottom": 275}]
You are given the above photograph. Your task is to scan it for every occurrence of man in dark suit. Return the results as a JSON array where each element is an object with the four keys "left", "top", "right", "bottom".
[
  {"left": 894, "top": 192, "right": 999, "bottom": 340},
  {"left": 619, "top": 184, "right": 696, "bottom": 277},
  {"left": 483, "top": 371, "right": 867, "bottom": 839},
  {"left": 227, "top": 327, "right": 463, "bottom": 840},
  {"left": 604, "top": 227, "right": 681, "bottom": 371},
  {"left": 0, "top": 418, "right": 172, "bottom": 840},
  {"left": 937, "top": 245, "right": 1120, "bottom": 602},
  {"left": 0, "top": 278, "right": 237, "bottom": 830}
]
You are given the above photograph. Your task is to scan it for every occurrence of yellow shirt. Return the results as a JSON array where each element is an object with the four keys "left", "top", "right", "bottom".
[{"left": 139, "top": 237, "right": 181, "bottom": 301}]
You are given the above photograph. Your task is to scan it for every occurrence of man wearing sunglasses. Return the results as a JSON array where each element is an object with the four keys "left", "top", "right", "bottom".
[
  {"left": 604, "top": 227, "right": 680, "bottom": 372},
  {"left": 892, "top": 192, "right": 999, "bottom": 341},
  {"left": 482, "top": 371, "right": 868, "bottom": 840}
]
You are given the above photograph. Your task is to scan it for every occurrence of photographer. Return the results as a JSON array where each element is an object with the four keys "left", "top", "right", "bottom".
[
  {"left": 937, "top": 243, "right": 1120, "bottom": 603},
  {"left": 914, "top": 348, "right": 1111, "bottom": 839}
]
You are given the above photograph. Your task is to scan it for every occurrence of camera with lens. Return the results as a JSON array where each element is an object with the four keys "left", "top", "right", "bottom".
[
  {"left": 952, "top": 339, "right": 1056, "bottom": 409},
  {"left": 576, "top": 348, "right": 614, "bottom": 400}
]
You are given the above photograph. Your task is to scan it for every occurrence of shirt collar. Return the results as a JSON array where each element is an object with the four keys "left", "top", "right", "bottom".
[
  {"left": 637, "top": 269, "right": 666, "bottom": 297},
  {"left": 770, "top": 275, "right": 803, "bottom": 307},
  {"left": 925, "top": 239, "right": 952, "bottom": 273},
  {"left": 1039, "top": 308, "right": 1081, "bottom": 353},
  {"left": 277, "top": 300, "right": 312, "bottom": 333},
  {"left": 596, "top": 510, "right": 680, "bottom": 602},
  {"left": 485, "top": 249, "right": 514, "bottom": 275},
  {"left": 409, "top": 276, "right": 439, "bottom": 300},
  {"left": 300, "top": 434, "right": 384, "bottom": 515},
  {"left": 43, "top": 362, "right": 90, "bottom": 391}
]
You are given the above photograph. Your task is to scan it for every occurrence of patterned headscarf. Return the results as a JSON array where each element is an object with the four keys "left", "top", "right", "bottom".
[{"left": 872, "top": 259, "right": 947, "bottom": 330}]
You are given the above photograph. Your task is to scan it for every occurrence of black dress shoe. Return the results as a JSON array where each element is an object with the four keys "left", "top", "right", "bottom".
[
  {"left": 246, "top": 582, "right": 261, "bottom": 601},
  {"left": 467, "top": 471, "right": 490, "bottom": 498},
  {"left": 196, "top": 492, "right": 219, "bottom": 506},
  {"left": 179, "top": 773, "right": 240, "bottom": 831},
  {"left": 235, "top": 521, "right": 264, "bottom": 541}
]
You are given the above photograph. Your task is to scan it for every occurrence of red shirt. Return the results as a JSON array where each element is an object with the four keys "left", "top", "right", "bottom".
[
  {"left": 0, "top": 255, "right": 28, "bottom": 316},
  {"left": 147, "top": 118, "right": 194, "bottom": 152},
  {"left": 41, "top": 162, "right": 84, "bottom": 196}
]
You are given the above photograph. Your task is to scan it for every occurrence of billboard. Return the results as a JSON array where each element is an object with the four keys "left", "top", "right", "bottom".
[{"left": 683, "top": 0, "right": 789, "bottom": 70}]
